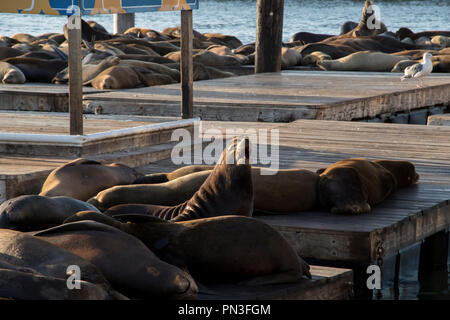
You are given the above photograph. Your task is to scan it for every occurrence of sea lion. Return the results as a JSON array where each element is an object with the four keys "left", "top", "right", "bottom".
[
  {"left": 0, "top": 229, "right": 122, "bottom": 299},
  {"left": 316, "top": 158, "right": 398, "bottom": 215},
  {"left": 372, "top": 160, "right": 419, "bottom": 188},
  {"left": 391, "top": 59, "right": 418, "bottom": 72},
  {"left": 302, "top": 51, "right": 332, "bottom": 66},
  {"left": 318, "top": 51, "right": 409, "bottom": 72},
  {"left": 11, "top": 33, "right": 37, "bottom": 43},
  {"left": 281, "top": 47, "right": 302, "bottom": 68},
  {"left": 89, "top": 65, "right": 142, "bottom": 89},
  {"left": 290, "top": 32, "right": 334, "bottom": 44},
  {"left": 0, "top": 195, "right": 100, "bottom": 231},
  {"left": 432, "top": 55, "right": 450, "bottom": 72},
  {"left": 63, "top": 19, "right": 112, "bottom": 43},
  {"left": 53, "top": 55, "right": 121, "bottom": 84},
  {"left": 65, "top": 212, "right": 311, "bottom": 285},
  {"left": 431, "top": 36, "right": 450, "bottom": 48},
  {"left": 298, "top": 42, "right": 355, "bottom": 60},
  {"left": 134, "top": 166, "right": 319, "bottom": 213},
  {"left": 192, "top": 50, "right": 243, "bottom": 67},
  {"left": 90, "top": 137, "right": 253, "bottom": 221},
  {"left": 3, "top": 57, "right": 67, "bottom": 83},
  {"left": 39, "top": 158, "right": 142, "bottom": 201},
  {"left": 342, "top": 0, "right": 387, "bottom": 38},
  {"left": 233, "top": 43, "right": 255, "bottom": 56},
  {"left": 162, "top": 26, "right": 208, "bottom": 42},
  {"left": 34, "top": 221, "right": 198, "bottom": 299},
  {"left": 203, "top": 33, "right": 243, "bottom": 49},
  {"left": 340, "top": 21, "right": 358, "bottom": 35},
  {"left": 0, "top": 61, "right": 26, "bottom": 84},
  {"left": 118, "top": 59, "right": 181, "bottom": 81},
  {"left": 0, "top": 47, "right": 23, "bottom": 60}
]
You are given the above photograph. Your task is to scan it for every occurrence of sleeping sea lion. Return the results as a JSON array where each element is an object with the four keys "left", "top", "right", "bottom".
[
  {"left": 372, "top": 160, "right": 419, "bottom": 188},
  {"left": 66, "top": 212, "right": 311, "bottom": 285},
  {"left": 34, "top": 221, "right": 198, "bottom": 299},
  {"left": 3, "top": 57, "right": 67, "bottom": 83},
  {"left": 316, "top": 158, "right": 398, "bottom": 215},
  {"left": 0, "top": 229, "right": 123, "bottom": 299},
  {"left": 290, "top": 32, "right": 334, "bottom": 44},
  {"left": 0, "top": 195, "right": 99, "bottom": 231},
  {"left": 0, "top": 61, "right": 26, "bottom": 84},
  {"left": 89, "top": 65, "right": 142, "bottom": 89},
  {"left": 39, "top": 158, "right": 141, "bottom": 201}
]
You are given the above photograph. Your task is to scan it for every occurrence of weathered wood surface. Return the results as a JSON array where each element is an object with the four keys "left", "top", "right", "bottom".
[
  {"left": 198, "top": 265, "right": 353, "bottom": 300},
  {"left": 180, "top": 10, "right": 194, "bottom": 119},
  {"left": 427, "top": 114, "right": 450, "bottom": 126},
  {"left": 141, "top": 119, "right": 450, "bottom": 263},
  {"left": 255, "top": 0, "right": 284, "bottom": 73},
  {"left": 83, "top": 71, "right": 450, "bottom": 122}
]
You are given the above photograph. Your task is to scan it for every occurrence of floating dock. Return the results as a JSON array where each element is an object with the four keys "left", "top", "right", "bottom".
[{"left": 82, "top": 71, "right": 450, "bottom": 122}]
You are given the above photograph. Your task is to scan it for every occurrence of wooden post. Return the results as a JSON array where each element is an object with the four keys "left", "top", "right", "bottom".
[
  {"left": 113, "top": 13, "right": 135, "bottom": 34},
  {"left": 67, "top": 13, "right": 83, "bottom": 135},
  {"left": 180, "top": 10, "right": 193, "bottom": 119},
  {"left": 255, "top": 0, "right": 284, "bottom": 73}
]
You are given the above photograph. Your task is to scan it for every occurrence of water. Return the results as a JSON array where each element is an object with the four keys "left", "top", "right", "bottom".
[{"left": 0, "top": 0, "right": 448, "bottom": 44}]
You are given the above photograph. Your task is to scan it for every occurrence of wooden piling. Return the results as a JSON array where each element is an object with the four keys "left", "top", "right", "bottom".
[
  {"left": 67, "top": 14, "right": 83, "bottom": 135},
  {"left": 113, "top": 13, "right": 135, "bottom": 34},
  {"left": 180, "top": 10, "right": 194, "bottom": 119},
  {"left": 255, "top": 0, "right": 284, "bottom": 73}
]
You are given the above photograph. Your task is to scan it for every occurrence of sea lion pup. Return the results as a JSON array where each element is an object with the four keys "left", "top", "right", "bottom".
[
  {"left": 0, "top": 229, "right": 124, "bottom": 300},
  {"left": 318, "top": 51, "right": 409, "bottom": 72},
  {"left": 65, "top": 212, "right": 311, "bottom": 285},
  {"left": 134, "top": 166, "right": 319, "bottom": 213},
  {"left": 316, "top": 158, "right": 398, "bottom": 215},
  {"left": 34, "top": 221, "right": 198, "bottom": 299},
  {"left": 0, "top": 195, "right": 100, "bottom": 231},
  {"left": 39, "top": 158, "right": 142, "bottom": 201},
  {"left": 0, "top": 61, "right": 26, "bottom": 84},
  {"left": 89, "top": 137, "right": 253, "bottom": 221}
]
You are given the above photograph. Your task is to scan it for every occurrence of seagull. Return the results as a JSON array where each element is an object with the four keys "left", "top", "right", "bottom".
[{"left": 401, "top": 52, "right": 433, "bottom": 87}]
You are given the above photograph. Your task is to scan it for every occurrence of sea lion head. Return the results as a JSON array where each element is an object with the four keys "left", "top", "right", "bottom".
[
  {"left": 373, "top": 160, "right": 419, "bottom": 188},
  {"left": 99, "top": 75, "right": 116, "bottom": 89},
  {"left": 2, "top": 69, "right": 24, "bottom": 84}
]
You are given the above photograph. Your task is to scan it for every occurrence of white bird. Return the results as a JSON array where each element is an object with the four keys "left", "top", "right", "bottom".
[{"left": 401, "top": 52, "right": 433, "bottom": 87}]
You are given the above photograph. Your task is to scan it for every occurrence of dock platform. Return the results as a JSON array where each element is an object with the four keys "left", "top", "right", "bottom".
[
  {"left": 82, "top": 71, "right": 450, "bottom": 122},
  {"left": 198, "top": 265, "right": 353, "bottom": 300}
]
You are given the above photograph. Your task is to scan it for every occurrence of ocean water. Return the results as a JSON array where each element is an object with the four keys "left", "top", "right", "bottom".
[{"left": 0, "top": 0, "right": 448, "bottom": 44}]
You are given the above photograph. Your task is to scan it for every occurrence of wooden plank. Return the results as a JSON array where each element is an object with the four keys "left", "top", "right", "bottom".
[
  {"left": 67, "top": 14, "right": 83, "bottom": 135},
  {"left": 255, "top": 0, "right": 284, "bottom": 73},
  {"left": 180, "top": 10, "right": 194, "bottom": 119}
]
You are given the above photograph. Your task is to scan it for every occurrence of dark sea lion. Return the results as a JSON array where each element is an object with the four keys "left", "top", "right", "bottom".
[
  {"left": 316, "top": 158, "right": 398, "bottom": 215},
  {"left": 298, "top": 42, "right": 355, "bottom": 59},
  {"left": 0, "top": 47, "right": 23, "bottom": 60},
  {"left": 0, "top": 195, "right": 99, "bottom": 231},
  {"left": 66, "top": 212, "right": 311, "bottom": 285},
  {"left": 0, "top": 61, "right": 26, "bottom": 84},
  {"left": 342, "top": 0, "right": 387, "bottom": 38},
  {"left": 203, "top": 33, "right": 243, "bottom": 49},
  {"left": 233, "top": 43, "right": 255, "bottom": 56},
  {"left": 17, "top": 50, "right": 61, "bottom": 60},
  {"left": 373, "top": 160, "right": 419, "bottom": 188},
  {"left": 432, "top": 55, "right": 450, "bottom": 72},
  {"left": 91, "top": 137, "right": 253, "bottom": 221},
  {"left": 34, "top": 221, "right": 198, "bottom": 299},
  {"left": 87, "top": 21, "right": 109, "bottom": 35},
  {"left": 340, "top": 21, "right": 358, "bottom": 35},
  {"left": 290, "top": 32, "right": 334, "bottom": 44},
  {"left": 64, "top": 19, "right": 112, "bottom": 43},
  {"left": 39, "top": 158, "right": 141, "bottom": 201},
  {"left": 0, "top": 228, "right": 123, "bottom": 299},
  {"left": 3, "top": 57, "right": 67, "bottom": 83}
]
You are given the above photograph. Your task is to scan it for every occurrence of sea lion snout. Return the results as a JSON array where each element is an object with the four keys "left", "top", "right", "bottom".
[{"left": 172, "top": 273, "right": 198, "bottom": 299}]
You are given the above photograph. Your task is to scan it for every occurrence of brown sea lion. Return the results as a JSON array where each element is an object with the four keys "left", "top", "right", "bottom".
[
  {"left": 65, "top": 212, "right": 311, "bottom": 285},
  {"left": 298, "top": 42, "right": 355, "bottom": 60},
  {"left": 290, "top": 32, "right": 334, "bottom": 44},
  {"left": 302, "top": 51, "right": 332, "bottom": 66},
  {"left": 342, "top": 0, "right": 387, "bottom": 38},
  {"left": 0, "top": 47, "right": 23, "bottom": 60},
  {"left": 0, "top": 229, "right": 123, "bottom": 299},
  {"left": 34, "top": 221, "right": 198, "bottom": 299},
  {"left": 89, "top": 65, "right": 142, "bottom": 89},
  {"left": 432, "top": 55, "right": 450, "bottom": 72},
  {"left": 373, "top": 160, "right": 419, "bottom": 188},
  {"left": 0, "top": 195, "right": 100, "bottom": 231},
  {"left": 233, "top": 43, "right": 255, "bottom": 56},
  {"left": 203, "top": 33, "right": 243, "bottom": 49},
  {"left": 281, "top": 47, "right": 302, "bottom": 68},
  {"left": 316, "top": 158, "right": 399, "bottom": 215},
  {"left": 11, "top": 33, "right": 37, "bottom": 43},
  {"left": 118, "top": 59, "right": 180, "bottom": 81},
  {"left": 113, "top": 165, "right": 319, "bottom": 214},
  {"left": 39, "top": 158, "right": 141, "bottom": 201},
  {"left": 0, "top": 61, "right": 26, "bottom": 84},
  {"left": 318, "top": 51, "right": 409, "bottom": 72},
  {"left": 90, "top": 137, "right": 253, "bottom": 221},
  {"left": 162, "top": 26, "right": 208, "bottom": 42}
]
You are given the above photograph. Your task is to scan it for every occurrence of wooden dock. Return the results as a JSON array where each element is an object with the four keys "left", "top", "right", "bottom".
[
  {"left": 198, "top": 265, "right": 353, "bottom": 300},
  {"left": 140, "top": 119, "right": 450, "bottom": 298},
  {"left": 82, "top": 71, "right": 450, "bottom": 122}
]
